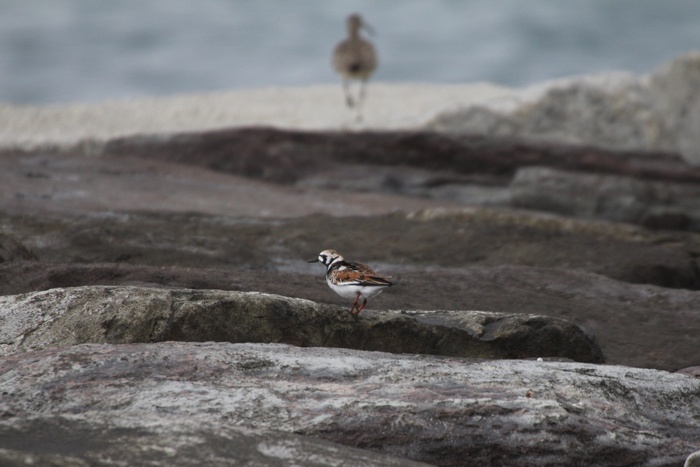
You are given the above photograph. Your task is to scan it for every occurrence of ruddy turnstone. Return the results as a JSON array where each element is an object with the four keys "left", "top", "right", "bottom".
[
  {"left": 332, "top": 13, "right": 378, "bottom": 112},
  {"left": 309, "top": 249, "right": 392, "bottom": 316}
]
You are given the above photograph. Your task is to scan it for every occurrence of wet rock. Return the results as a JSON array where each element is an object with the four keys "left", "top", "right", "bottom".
[
  {"left": 511, "top": 166, "right": 700, "bottom": 231},
  {"left": 0, "top": 285, "right": 604, "bottom": 363},
  {"left": 0, "top": 342, "right": 697, "bottom": 466}
]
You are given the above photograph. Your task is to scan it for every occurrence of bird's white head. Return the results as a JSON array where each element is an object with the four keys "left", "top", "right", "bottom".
[{"left": 308, "top": 249, "right": 344, "bottom": 267}]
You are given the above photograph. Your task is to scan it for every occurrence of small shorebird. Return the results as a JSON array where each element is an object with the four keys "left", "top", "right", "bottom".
[
  {"left": 309, "top": 249, "right": 392, "bottom": 316},
  {"left": 332, "top": 13, "right": 378, "bottom": 113}
]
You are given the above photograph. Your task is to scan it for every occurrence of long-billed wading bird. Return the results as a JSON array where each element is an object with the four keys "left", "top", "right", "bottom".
[
  {"left": 309, "top": 249, "right": 392, "bottom": 316},
  {"left": 332, "top": 13, "right": 378, "bottom": 118}
]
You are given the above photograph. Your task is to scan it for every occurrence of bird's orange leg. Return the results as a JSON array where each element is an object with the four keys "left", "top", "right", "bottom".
[
  {"left": 354, "top": 298, "right": 368, "bottom": 315},
  {"left": 349, "top": 292, "right": 361, "bottom": 314}
]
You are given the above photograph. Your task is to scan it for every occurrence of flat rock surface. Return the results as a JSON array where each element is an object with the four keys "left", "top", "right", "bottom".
[
  {"left": 0, "top": 342, "right": 697, "bottom": 466},
  {"left": 0, "top": 285, "right": 604, "bottom": 364},
  {"left": 0, "top": 148, "right": 454, "bottom": 218},
  {"left": 2, "top": 198, "right": 700, "bottom": 370}
]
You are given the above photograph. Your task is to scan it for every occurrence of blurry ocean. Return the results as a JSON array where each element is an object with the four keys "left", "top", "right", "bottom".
[{"left": 0, "top": 0, "right": 698, "bottom": 105}]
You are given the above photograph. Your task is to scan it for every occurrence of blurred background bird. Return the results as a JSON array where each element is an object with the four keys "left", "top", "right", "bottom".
[{"left": 332, "top": 13, "right": 377, "bottom": 120}]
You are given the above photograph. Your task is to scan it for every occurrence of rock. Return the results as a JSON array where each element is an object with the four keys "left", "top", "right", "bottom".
[
  {"left": 649, "top": 52, "right": 700, "bottom": 165},
  {"left": 0, "top": 233, "right": 35, "bottom": 263},
  {"left": 3, "top": 53, "right": 700, "bottom": 466},
  {"left": 3, "top": 54, "right": 700, "bottom": 164},
  {"left": 677, "top": 366, "right": 700, "bottom": 379},
  {"left": 4, "top": 208, "right": 699, "bottom": 290},
  {"left": 7, "top": 126, "right": 700, "bottom": 231},
  {"left": 1, "top": 260, "right": 698, "bottom": 370},
  {"left": 0, "top": 149, "right": 453, "bottom": 219},
  {"left": 429, "top": 73, "right": 661, "bottom": 151},
  {"left": 428, "top": 53, "right": 700, "bottom": 163},
  {"left": 510, "top": 166, "right": 700, "bottom": 231},
  {"left": 98, "top": 128, "right": 700, "bottom": 185},
  {"left": 0, "top": 417, "right": 427, "bottom": 467},
  {"left": 0, "top": 342, "right": 697, "bottom": 465},
  {"left": 0, "top": 285, "right": 604, "bottom": 364},
  {"left": 3, "top": 204, "right": 700, "bottom": 370}
]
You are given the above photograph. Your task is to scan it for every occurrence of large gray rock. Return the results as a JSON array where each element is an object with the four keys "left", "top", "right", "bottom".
[
  {"left": 428, "top": 53, "right": 700, "bottom": 164},
  {"left": 510, "top": 166, "right": 700, "bottom": 230},
  {"left": 0, "top": 342, "right": 697, "bottom": 466},
  {"left": 1, "top": 260, "right": 698, "bottom": 370},
  {"left": 648, "top": 53, "right": 700, "bottom": 165},
  {"left": 0, "top": 285, "right": 603, "bottom": 363}
]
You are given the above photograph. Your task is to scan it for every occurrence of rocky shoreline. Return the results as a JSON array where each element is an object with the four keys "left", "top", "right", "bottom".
[{"left": 1, "top": 54, "right": 700, "bottom": 465}]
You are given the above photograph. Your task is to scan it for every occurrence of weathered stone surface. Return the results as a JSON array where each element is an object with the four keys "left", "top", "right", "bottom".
[
  {"left": 648, "top": 53, "right": 700, "bottom": 165},
  {"left": 678, "top": 366, "right": 700, "bottom": 379},
  {"left": 429, "top": 53, "right": 700, "bottom": 163},
  {"left": 0, "top": 342, "right": 697, "bottom": 466},
  {"left": 0, "top": 417, "right": 427, "bottom": 467},
  {"left": 430, "top": 73, "right": 661, "bottom": 151},
  {"left": 0, "top": 285, "right": 603, "bottom": 364},
  {"left": 0, "top": 233, "right": 35, "bottom": 264},
  {"left": 14, "top": 125, "right": 700, "bottom": 234},
  {"left": 2, "top": 205, "right": 700, "bottom": 370},
  {"left": 0, "top": 260, "right": 698, "bottom": 370},
  {"left": 98, "top": 128, "right": 700, "bottom": 184},
  {"left": 511, "top": 166, "right": 700, "bottom": 231},
  {"left": 0, "top": 149, "right": 452, "bottom": 219},
  {"left": 3, "top": 208, "right": 699, "bottom": 290}
]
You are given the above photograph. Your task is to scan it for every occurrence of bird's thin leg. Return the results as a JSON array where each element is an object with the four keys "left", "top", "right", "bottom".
[
  {"left": 355, "top": 298, "right": 368, "bottom": 314},
  {"left": 349, "top": 291, "right": 361, "bottom": 314},
  {"left": 354, "top": 79, "right": 368, "bottom": 123},
  {"left": 358, "top": 79, "right": 368, "bottom": 108},
  {"left": 342, "top": 79, "right": 355, "bottom": 108}
]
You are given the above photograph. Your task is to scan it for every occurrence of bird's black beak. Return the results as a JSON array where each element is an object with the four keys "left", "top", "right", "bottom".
[{"left": 308, "top": 258, "right": 319, "bottom": 263}]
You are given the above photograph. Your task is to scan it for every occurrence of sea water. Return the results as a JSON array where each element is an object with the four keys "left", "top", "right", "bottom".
[{"left": 0, "top": 0, "right": 698, "bottom": 104}]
